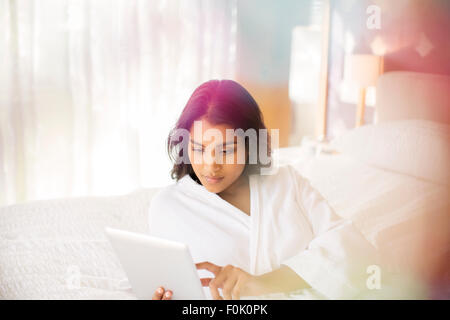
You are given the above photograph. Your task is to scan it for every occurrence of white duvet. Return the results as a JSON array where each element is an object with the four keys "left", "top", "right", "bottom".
[{"left": 0, "top": 189, "right": 157, "bottom": 299}]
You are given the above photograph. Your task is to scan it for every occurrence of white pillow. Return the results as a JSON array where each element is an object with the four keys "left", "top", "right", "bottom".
[{"left": 330, "top": 120, "right": 450, "bottom": 185}]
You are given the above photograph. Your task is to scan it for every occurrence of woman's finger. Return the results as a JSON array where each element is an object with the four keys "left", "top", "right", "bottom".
[
  {"left": 232, "top": 277, "right": 244, "bottom": 300},
  {"left": 222, "top": 276, "right": 238, "bottom": 300},
  {"left": 152, "top": 287, "right": 165, "bottom": 300},
  {"left": 196, "top": 261, "right": 222, "bottom": 276},
  {"left": 162, "top": 290, "right": 172, "bottom": 300},
  {"left": 200, "top": 277, "right": 213, "bottom": 287},
  {"left": 208, "top": 278, "right": 223, "bottom": 300},
  {"left": 210, "top": 266, "right": 231, "bottom": 300}
]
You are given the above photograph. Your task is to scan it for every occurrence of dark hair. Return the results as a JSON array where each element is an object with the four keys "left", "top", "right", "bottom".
[{"left": 167, "top": 79, "right": 271, "bottom": 182}]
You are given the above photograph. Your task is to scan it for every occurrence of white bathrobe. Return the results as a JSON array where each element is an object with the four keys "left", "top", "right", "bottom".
[{"left": 148, "top": 165, "right": 377, "bottom": 299}]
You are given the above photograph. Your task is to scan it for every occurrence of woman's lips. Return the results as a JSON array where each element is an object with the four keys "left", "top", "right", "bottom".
[{"left": 203, "top": 175, "right": 224, "bottom": 184}]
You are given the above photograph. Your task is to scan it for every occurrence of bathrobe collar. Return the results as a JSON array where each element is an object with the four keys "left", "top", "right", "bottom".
[
  {"left": 177, "top": 174, "right": 254, "bottom": 224},
  {"left": 177, "top": 173, "right": 264, "bottom": 274}
]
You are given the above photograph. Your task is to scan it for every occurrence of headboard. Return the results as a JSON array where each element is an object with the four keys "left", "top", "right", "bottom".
[{"left": 375, "top": 71, "right": 450, "bottom": 124}]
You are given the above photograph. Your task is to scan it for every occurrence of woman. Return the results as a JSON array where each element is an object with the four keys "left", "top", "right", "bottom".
[{"left": 148, "top": 80, "right": 376, "bottom": 300}]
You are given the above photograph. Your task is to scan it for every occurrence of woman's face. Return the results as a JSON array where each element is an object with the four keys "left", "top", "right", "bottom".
[{"left": 188, "top": 118, "right": 246, "bottom": 193}]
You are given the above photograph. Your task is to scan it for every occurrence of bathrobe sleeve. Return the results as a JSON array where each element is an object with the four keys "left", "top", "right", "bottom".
[{"left": 281, "top": 167, "right": 378, "bottom": 299}]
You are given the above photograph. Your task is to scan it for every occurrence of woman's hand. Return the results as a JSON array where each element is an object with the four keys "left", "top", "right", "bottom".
[
  {"left": 152, "top": 286, "right": 173, "bottom": 300},
  {"left": 196, "top": 262, "right": 311, "bottom": 300},
  {"left": 196, "top": 262, "right": 255, "bottom": 300}
]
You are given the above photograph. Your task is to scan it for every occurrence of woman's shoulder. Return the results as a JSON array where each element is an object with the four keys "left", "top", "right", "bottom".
[
  {"left": 150, "top": 184, "right": 177, "bottom": 205},
  {"left": 147, "top": 180, "right": 189, "bottom": 226},
  {"left": 151, "top": 180, "right": 185, "bottom": 205},
  {"left": 251, "top": 164, "right": 314, "bottom": 197},
  {"left": 149, "top": 174, "right": 199, "bottom": 208}
]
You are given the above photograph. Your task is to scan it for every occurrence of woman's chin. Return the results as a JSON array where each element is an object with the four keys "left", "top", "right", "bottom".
[
  {"left": 201, "top": 181, "right": 227, "bottom": 193},
  {"left": 203, "top": 184, "right": 224, "bottom": 193}
]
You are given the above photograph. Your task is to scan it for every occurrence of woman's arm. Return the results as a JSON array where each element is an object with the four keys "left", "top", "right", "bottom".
[
  {"left": 283, "top": 166, "right": 379, "bottom": 299},
  {"left": 244, "top": 265, "right": 311, "bottom": 296}
]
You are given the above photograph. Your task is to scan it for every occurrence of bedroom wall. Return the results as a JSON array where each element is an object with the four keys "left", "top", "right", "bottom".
[
  {"left": 326, "top": 0, "right": 450, "bottom": 139},
  {"left": 235, "top": 0, "right": 314, "bottom": 147}
]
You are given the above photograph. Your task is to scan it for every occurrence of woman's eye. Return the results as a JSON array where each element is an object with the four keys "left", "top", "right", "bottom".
[
  {"left": 223, "top": 149, "right": 234, "bottom": 154},
  {"left": 192, "top": 148, "right": 203, "bottom": 153}
]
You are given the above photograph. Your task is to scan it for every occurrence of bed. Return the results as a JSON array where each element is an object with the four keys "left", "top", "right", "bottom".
[{"left": 1, "top": 71, "right": 449, "bottom": 299}]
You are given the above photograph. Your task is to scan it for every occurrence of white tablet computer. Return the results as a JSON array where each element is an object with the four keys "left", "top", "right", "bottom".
[{"left": 105, "top": 227, "right": 206, "bottom": 300}]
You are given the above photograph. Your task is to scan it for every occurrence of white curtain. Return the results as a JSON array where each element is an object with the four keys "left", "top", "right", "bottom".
[{"left": 0, "top": 0, "right": 237, "bottom": 206}]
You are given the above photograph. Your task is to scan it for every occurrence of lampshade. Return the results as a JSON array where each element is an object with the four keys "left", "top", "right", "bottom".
[{"left": 345, "top": 54, "right": 383, "bottom": 87}]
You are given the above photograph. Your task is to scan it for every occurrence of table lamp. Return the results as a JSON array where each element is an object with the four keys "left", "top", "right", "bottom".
[{"left": 346, "top": 54, "right": 383, "bottom": 127}]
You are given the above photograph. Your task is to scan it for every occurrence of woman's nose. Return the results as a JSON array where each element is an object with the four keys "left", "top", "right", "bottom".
[
  {"left": 205, "top": 158, "right": 222, "bottom": 172},
  {"left": 203, "top": 148, "right": 223, "bottom": 167}
]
